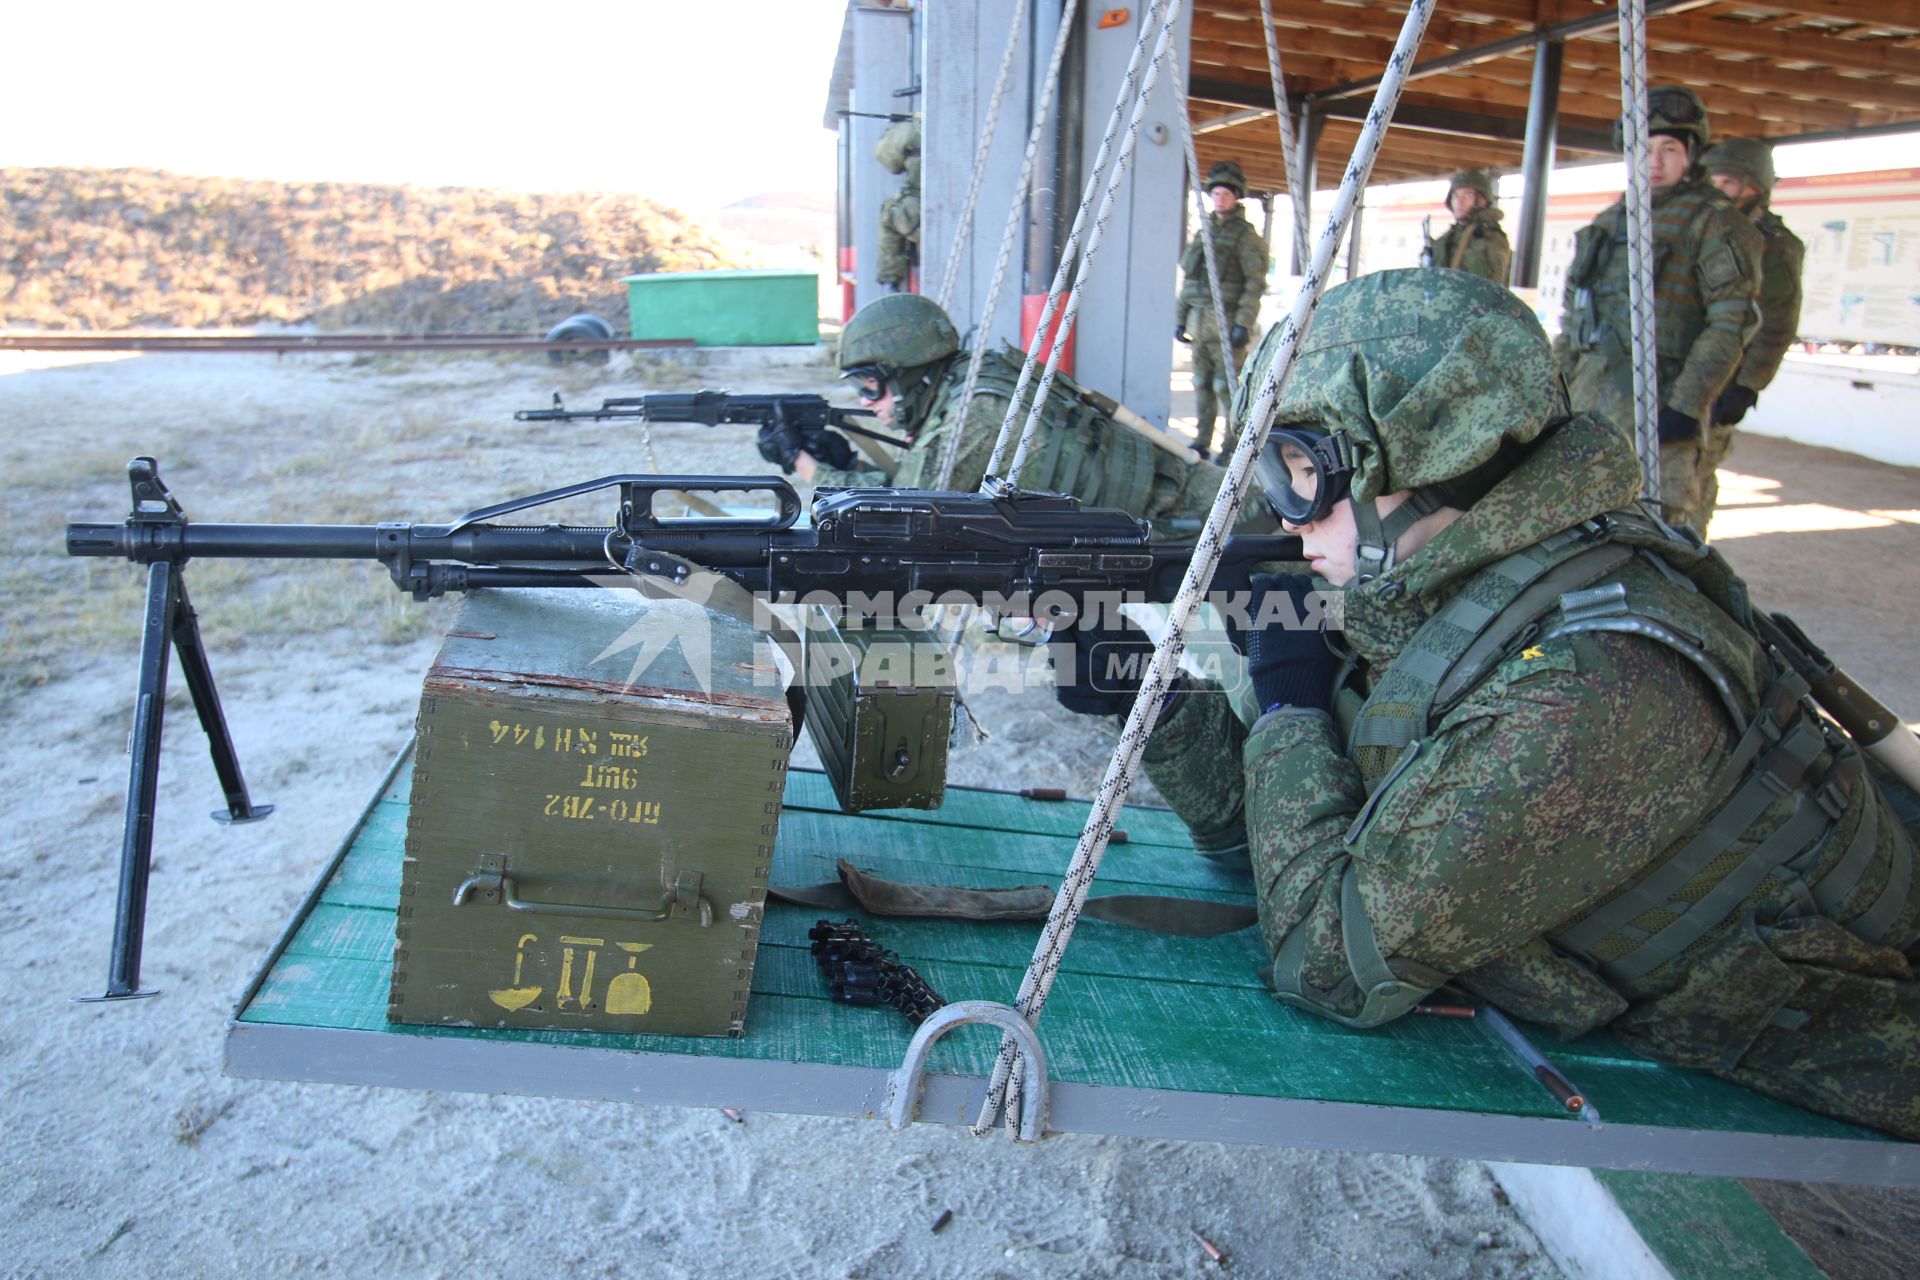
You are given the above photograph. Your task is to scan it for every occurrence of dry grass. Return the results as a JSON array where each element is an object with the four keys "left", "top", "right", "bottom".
[{"left": 1, "top": 167, "right": 750, "bottom": 332}]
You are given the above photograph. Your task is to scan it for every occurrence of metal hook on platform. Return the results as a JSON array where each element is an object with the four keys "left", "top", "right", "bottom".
[{"left": 886, "top": 1000, "right": 1049, "bottom": 1142}]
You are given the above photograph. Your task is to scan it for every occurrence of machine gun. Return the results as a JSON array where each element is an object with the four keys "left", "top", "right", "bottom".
[
  {"left": 66, "top": 457, "right": 1300, "bottom": 1002},
  {"left": 515, "top": 390, "right": 912, "bottom": 474}
]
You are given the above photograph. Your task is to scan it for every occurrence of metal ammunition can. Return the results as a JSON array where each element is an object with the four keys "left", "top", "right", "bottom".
[
  {"left": 802, "top": 609, "right": 953, "bottom": 813},
  {"left": 388, "top": 588, "right": 791, "bottom": 1038}
]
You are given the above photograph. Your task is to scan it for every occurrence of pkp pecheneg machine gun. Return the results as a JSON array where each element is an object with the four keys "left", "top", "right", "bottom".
[
  {"left": 66, "top": 457, "right": 1301, "bottom": 1002},
  {"left": 516, "top": 390, "right": 912, "bottom": 475}
]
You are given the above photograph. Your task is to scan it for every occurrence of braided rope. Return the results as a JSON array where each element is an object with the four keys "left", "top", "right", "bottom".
[
  {"left": 1005, "top": 0, "right": 1183, "bottom": 486},
  {"left": 935, "top": 0, "right": 1083, "bottom": 491},
  {"left": 1617, "top": 0, "right": 1662, "bottom": 500},
  {"left": 1172, "top": 46, "right": 1240, "bottom": 419},
  {"left": 973, "top": 0, "right": 1438, "bottom": 1137},
  {"left": 934, "top": 0, "right": 1032, "bottom": 311},
  {"left": 984, "top": 0, "right": 1170, "bottom": 481},
  {"left": 1256, "top": 0, "right": 1309, "bottom": 272}
]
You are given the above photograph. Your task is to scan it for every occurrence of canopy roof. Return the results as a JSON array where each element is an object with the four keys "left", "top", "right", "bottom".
[{"left": 1191, "top": 0, "right": 1920, "bottom": 188}]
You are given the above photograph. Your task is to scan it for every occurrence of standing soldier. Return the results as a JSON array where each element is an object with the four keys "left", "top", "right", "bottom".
[
  {"left": 1699, "top": 137, "right": 1805, "bottom": 521},
  {"left": 875, "top": 119, "right": 921, "bottom": 291},
  {"left": 1422, "top": 170, "right": 1512, "bottom": 284},
  {"left": 1177, "top": 160, "right": 1270, "bottom": 462},
  {"left": 1553, "top": 86, "right": 1762, "bottom": 535}
]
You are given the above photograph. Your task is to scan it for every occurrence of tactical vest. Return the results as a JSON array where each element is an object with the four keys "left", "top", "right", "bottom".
[
  {"left": 1562, "top": 181, "right": 1749, "bottom": 372},
  {"left": 895, "top": 346, "right": 1163, "bottom": 513},
  {"left": 1295, "top": 507, "right": 1916, "bottom": 1025}
]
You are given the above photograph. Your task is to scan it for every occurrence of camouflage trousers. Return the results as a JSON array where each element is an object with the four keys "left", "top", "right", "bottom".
[
  {"left": 1565, "top": 353, "right": 1709, "bottom": 535},
  {"left": 1186, "top": 307, "right": 1254, "bottom": 456},
  {"left": 1697, "top": 420, "right": 1738, "bottom": 526}
]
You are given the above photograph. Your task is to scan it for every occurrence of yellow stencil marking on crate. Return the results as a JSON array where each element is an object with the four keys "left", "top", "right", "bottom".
[
  {"left": 555, "top": 936, "right": 606, "bottom": 1011},
  {"left": 489, "top": 932, "right": 544, "bottom": 1012},
  {"left": 606, "top": 943, "right": 655, "bottom": 1016}
]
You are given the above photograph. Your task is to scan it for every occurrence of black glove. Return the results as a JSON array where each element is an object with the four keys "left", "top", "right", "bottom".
[
  {"left": 1656, "top": 406, "right": 1701, "bottom": 444},
  {"left": 1175, "top": 324, "right": 1191, "bottom": 344},
  {"left": 1230, "top": 573, "right": 1337, "bottom": 715},
  {"left": 1229, "top": 324, "right": 1249, "bottom": 347},
  {"left": 1051, "top": 624, "right": 1158, "bottom": 717},
  {"left": 1712, "top": 384, "right": 1758, "bottom": 427},
  {"left": 756, "top": 419, "right": 806, "bottom": 473},
  {"left": 798, "top": 424, "right": 856, "bottom": 470}
]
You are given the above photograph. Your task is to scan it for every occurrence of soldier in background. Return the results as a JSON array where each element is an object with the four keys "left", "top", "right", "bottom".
[
  {"left": 1699, "top": 137, "right": 1805, "bottom": 522},
  {"left": 875, "top": 119, "right": 921, "bottom": 291},
  {"left": 762, "top": 294, "right": 1226, "bottom": 522},
  {"left": 1422, "top": 170, "right": 1512, "bottom": 284},
  {"left": 1177, "top": 160, "right": 1270, "bottom": 462},
  {"left": 1552, "top": 86, "right": 1761, "bottom": 535}
]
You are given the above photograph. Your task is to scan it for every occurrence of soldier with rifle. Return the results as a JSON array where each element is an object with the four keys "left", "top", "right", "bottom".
[
  {"left": 772, "top": 293, "right": 1233, "bottom": 525},
  {"left": 1421, "top": 171, "right": 1512, "bottom": 285},
  {"left": 1176, "top": 160, "right": 1269, "bottom": 462},
  {"left": 1059, "top": 267, "right": 1920, "bottom": 1141}
]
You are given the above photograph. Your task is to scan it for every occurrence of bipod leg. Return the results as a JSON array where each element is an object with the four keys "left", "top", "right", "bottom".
[
  {"left": 76, "top": 561, "right": 178, "bottom": 1002},
  {"left": 170, "top": 574, "right": 272, "bottom": 826}
]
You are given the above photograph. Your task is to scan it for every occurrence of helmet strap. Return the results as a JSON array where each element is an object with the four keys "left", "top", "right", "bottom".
[{"left": 1351, "top": 486, "right": 1445, "bottom": 584}]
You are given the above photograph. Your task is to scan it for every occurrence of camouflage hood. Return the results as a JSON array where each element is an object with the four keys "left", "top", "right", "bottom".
[
  {"left": 1342, "top": 409, "right": 1641, "bottom": 661},
  {"left": 1242, "top": 269, "right": 1640, "bottom": 660}
]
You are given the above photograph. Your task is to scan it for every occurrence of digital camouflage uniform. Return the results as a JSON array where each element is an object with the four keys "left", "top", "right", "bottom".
[
  {"left": 1553, "top": 167, "right": 1762, "bottom": 534},
  {"left": 1147, "top": 269, "right": 1920, "bottom": 1140},
  {"left": 875, "top": 121, "right": 922, "bottom": 289},
  {"left": 819, "top": 295, "right": 1228, "bottom": 523},
  {"left": 1699, "top": 139, "right": 1805, "bottom": 522},
  {"left": 1180, "top": 172, "right": 1270, "bottom": 457},
  {"left": 1424, "top": 173, "right": 1511, "bottom": 285}
]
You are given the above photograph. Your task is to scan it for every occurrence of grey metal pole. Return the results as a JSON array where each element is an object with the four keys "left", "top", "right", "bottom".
[
  {"left": 1290, "top": 107, "right": 1320, "bottom": 275},
  {"left": 1346, "top": 194, "right": 1365, "bottom": 280},
  {"left": 1512, "top": 37, "right": 1563, "bottom": 289}
]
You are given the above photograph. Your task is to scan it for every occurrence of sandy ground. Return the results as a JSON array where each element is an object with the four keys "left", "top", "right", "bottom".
[{"left": 4, "top": 343, "right": 1918, "bottom": 1277}]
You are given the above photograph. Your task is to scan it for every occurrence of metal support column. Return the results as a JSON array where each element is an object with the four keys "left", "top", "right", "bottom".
[
  {"left": 1512, "top": 37, "right": 1563, "bottom": 290},
  {"left": 1290, "top": 107, "right": 1320, "bottom": 275}
]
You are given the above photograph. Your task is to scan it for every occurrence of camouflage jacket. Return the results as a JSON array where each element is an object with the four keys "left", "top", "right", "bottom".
[
  {"left": 811, "top": 344, "right": 1227, "bottom": 521},
  {"left": 1142, "top": 410, "right": 1920, "bottom": 1127},
  {"left": 1426, "top": 207, "right": 1512, "bottom": 284},
  {"left": 1179, "top": 207, "right": 1269, "bottom": 330},
  {"left": 1553, "top": 176, "right": 1763, "bottom": 423},
  {"left": 1735, "top": 208, "right": 1805, "bottom": 392}
]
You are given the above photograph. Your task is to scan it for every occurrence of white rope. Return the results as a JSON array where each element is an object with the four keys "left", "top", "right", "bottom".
[
  {"left": 936, "top": 0, "right": 1083, "bottom": 491},
  {"left": 983, "top": 0, "right": 1171, "bottom": 482},
  {"left": 1256, "top": 0, "right": 1310, "bottom": 273},
  {"left": 934, "top": 0, "right": 1033, "bottom": 311},
  {"left": 1616, "top": 0, "right": 1661, "bottom": 500},
  {"left": 973, "top": 0, "right": 1438, "bottom": 1137},
  {"left": 1172, "top": 45, "right": 1240, "bottom": 420},
  {"left": 1004, "top": 0, "right": 1184, "bottom": 487}
]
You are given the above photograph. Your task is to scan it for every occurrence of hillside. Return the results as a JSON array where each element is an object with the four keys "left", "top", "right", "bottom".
[{"left": 0, "top": 167, "right": 752, "bottom": 332}]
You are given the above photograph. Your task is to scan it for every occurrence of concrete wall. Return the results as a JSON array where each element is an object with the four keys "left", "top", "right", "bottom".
[
  {"left": 1743, "top": 354, "right": 1920, "bottom": 469},
  {"left": 1070, "top": 4, "right": 1189, "bottom": 428},
  {"left": 921, "top": 0, "right": 1031, "bottom": 353},
  {"left": 850, "top": 6, "right": 913, "bottom": 314}
]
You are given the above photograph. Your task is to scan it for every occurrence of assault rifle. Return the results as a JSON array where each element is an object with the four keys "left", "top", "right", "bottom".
[
  {"left": 66, "top": 457, "right": 1298, "bottom": 1001},
  {"left": 515, "top": 390, "right": 912, "bottom": 474}
]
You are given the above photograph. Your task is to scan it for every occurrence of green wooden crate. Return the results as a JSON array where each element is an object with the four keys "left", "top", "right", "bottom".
[
  {"left": 624, "top": 268, "right": 819, "bottom": 346},
  {"left": 391, "top": 589, "right": 791, "bottom": 1038}
]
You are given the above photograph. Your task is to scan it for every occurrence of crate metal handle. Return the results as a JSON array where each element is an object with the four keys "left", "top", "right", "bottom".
[{"left": 453, "top": 866, "right": 714, "bottom": 927}]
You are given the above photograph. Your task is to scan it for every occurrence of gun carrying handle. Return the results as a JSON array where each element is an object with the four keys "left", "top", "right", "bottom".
[{"left": 620, "top": 476, "right": 801, "bottom": 532}]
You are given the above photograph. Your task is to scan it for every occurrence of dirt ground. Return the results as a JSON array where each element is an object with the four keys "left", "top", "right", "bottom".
[{"left": 2, "top": 344, "right": 1916, "bottom": 1277}]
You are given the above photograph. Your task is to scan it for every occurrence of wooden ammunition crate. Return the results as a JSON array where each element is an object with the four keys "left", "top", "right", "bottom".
[{"left": 389, "top": 588, "right": 792, "bottom": 1037}]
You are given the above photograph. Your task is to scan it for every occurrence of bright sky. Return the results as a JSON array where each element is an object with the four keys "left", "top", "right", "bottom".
[{"left": 8, "top": 0, "right": 847, "bottom": 214}]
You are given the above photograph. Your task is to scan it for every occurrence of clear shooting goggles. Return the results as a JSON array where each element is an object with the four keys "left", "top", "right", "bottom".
[
  {"left": 1254, "top": 426, "right": 1357, "bottom": 526},
  {"left": 840, "top": 363, "right": 891, "bottom": 402}
]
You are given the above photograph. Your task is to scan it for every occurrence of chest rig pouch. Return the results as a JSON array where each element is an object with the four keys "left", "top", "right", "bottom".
[{"left": 1302, "top": 507, "right": 1915, "bottom": 1025}]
